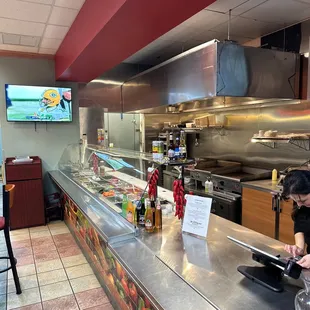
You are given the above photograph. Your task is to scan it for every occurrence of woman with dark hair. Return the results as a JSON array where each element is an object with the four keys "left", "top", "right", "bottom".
[{"left": 282, "top": 170, "right": 310, "bottom": 268}]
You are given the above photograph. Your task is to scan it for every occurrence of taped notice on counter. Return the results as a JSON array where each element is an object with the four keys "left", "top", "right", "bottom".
[{"left": 182, "top": 195, "right": 212, "bottom": 238}]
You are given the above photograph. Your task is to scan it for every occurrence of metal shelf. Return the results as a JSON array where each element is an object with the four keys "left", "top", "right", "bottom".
[
  {"left": 251, "top": 137, "right": 310, "bottom": 151},
  {"left": 162, "top": 127, "right": 203, "bottom": 133}
]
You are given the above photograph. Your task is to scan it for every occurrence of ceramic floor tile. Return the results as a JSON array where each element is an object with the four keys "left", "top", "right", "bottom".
[
  {"left": 42, "top": 295, "right": 78, "bottom": 310},
  {"left": 40, "top": 280, "right": 72, "bottom": 302},
  {"left": 8, "top": 264, "right": 36, "bottom": 279},
  {"left": 8, "top": 274, "right": 38, "bottom": 293},
  {"left": 49, "top": 228, "right": 70, "bottom": 236},
  {"left": 52, "top": 233, "right": 74, "bottom": 243},
  {"left": 17, "top": 255, "right": 35, "bottom": 267},
  {"left": 70, "top": 274, "right": 101, "bottom": 293},
  {"left": 32, "top": 243, "right": 57, "bottom": 255},
  {"left": 61, "top": 254, "right": 87, "bottom": 268},
  {"left": 37, "top": 268, "right": 67, "bottom": 286},
  {"left": 47, "top": 221, "right": 66, "bottom": 227},
  {"left": 34, "top": 250, "right": 59, "bottom": 263},
  {"left": 35, "top": 259, "right": 63, "bottom": 274},
  {"left": 30, "top": 231, "right": 51, "bottom": 239},
  {"left": 11, "top": 234, "right": 31, "bottom": 242},
  {"left": 14, "top": 247, "right": 33, "bottom": 258},
  {"left": 85, "top": 304, "right": 114, "bottom": 310},
  {"left": 12, "top": 240, "right": 32, "bottom": 250},
  {"left": 7, "top": 287, "right": 41, "bottom": 310},
  {"left": 31, "top": 237, "right": 54, "bottom": 247},
  {"left": 0, "top": 299, "right": 6, "bottom": 310},
  {"left": 10, "top": 229, "right": 29, "bottom": 236},
  {"left": 29, "top": 226, "right": 49, "bottom": 233},
  {"left": 12, "top": 303, "right": 42, "bottom": 310},
  {"left": 58, "top": 246, "right": 82, "bottom": 258},
  {"left": 66, "top": 263, "right": 93, "bottom": 280},
  {"left": 54, "top": 238, "right": 76, "bottom": 249},
  {"left": 75, "top": 288, "right": 109, "bottom": 310}
]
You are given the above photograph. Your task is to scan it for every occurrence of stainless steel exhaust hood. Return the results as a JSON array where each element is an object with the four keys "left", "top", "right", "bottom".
[{"left": 122, "top": 40, "right": 300, "bottom": 113}]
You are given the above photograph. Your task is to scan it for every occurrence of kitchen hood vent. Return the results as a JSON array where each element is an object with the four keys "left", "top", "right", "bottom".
[{"left": 122, "top": 40, "right": 300, "bottom": 113}]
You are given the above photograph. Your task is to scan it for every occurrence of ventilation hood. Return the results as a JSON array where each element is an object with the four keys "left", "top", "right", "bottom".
[{"left": 121, "top": 40, "right": 300, "bottom": 113}]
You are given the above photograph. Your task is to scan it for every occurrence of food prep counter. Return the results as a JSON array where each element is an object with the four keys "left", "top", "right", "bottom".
[
  {"left": 49, "top": 145, "right": 302, "bottom": 310},
  {"left": 242, "top": 179, "right": 282, "bottom": 194}
]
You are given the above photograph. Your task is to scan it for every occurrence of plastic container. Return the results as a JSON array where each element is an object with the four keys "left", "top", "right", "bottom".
[{"left": 209, "top": 180, "right": 214, "bottom": 194}]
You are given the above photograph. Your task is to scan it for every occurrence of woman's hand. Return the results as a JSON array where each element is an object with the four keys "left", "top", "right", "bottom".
[
  {"left": 298, "top": 254, "right": 310, "bottom": 268},
  {"left": 284, "top": 244, "right": 304, "bottom": 257}
]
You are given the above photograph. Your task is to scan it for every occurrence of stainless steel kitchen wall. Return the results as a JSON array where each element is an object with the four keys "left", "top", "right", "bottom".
[
  {"left": 79, "top": 107, "right": 105, "bottom": 144},
  {"left": 145, "top": 101, "right": 310, "bottom": 170}
]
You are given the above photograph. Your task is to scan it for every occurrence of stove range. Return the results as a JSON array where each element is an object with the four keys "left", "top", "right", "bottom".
[{"left": 186, "top": 160, "right": 272, "bottom": 224}]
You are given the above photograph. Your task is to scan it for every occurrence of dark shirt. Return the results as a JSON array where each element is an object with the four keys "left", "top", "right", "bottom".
[{"left": 294, "top": 206, "right": 310, "bottom": 254}]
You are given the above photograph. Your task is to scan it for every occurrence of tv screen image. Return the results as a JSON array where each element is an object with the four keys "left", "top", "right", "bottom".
[{"left": 5, "top": 85, "right": 72, "bottom": 122}]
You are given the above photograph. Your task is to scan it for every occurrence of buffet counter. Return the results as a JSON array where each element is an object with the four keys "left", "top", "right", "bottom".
[{"left": 50, "top": 168, "right": 301, "bottom": 310}]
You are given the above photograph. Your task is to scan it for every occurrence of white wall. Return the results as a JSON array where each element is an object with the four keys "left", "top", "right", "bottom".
[{"left": 0, "top": 57, "right": 80, "bottom": 193}]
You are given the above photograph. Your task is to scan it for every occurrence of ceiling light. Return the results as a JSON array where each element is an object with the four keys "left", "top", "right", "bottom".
[{"left": 304, "top": 52, "right": 309, "bottom": 58}]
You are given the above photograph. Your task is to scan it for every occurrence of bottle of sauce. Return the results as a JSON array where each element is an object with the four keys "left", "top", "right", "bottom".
[
  {"left": 272, "top": 169, "right": 278, "bottom": 182},
  {"left": 139, "top": 197, "right": 146, "bottom": 226},
  {"left": 144, "top": 199, "right": 154, "bottom": 232},
  {"left": 122, "top": 194, "right": 128, "bottom": 218},
  {"left": 179, "top": 130, "right": 187, "bottom": 160},
  {"left": 168, "top": 132, "right": 175, "bottom": 161},
  {"left": 155, "top": 198, "right": 162, "bottom": 230},
  {"left": 126, "top": 199, "right": 134, "bottom": 223},
  {"left": 150, "top": 196, "right": 156, "bottom": 226},
  {"left": 174, "top": 135, "right": 180, "bottom": 160}
]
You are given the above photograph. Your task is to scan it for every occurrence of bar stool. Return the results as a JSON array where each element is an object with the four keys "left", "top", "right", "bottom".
[{"left": 0, "top": 184, "right": 21, "bottom": 294}]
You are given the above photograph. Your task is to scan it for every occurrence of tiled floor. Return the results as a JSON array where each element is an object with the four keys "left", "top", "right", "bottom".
[{"left": 0, "top": 219, "right": 114, "bottom": 310}]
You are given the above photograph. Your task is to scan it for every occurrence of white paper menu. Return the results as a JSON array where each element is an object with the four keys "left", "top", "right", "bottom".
[{"left": 182, "top": 195, "right": 212, "bottom": 238}]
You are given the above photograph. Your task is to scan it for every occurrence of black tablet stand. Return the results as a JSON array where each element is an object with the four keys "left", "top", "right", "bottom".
[{"left": 238, "top": 253, "right": 302, "bottom": 292}]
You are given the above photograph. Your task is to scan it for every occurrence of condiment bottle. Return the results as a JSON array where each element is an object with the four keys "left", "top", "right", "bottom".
[
  {"left": 272, "top": 169, "right": 278, "bottom": 182},
  {"left": 205, "top": 180, "right": 210, "bottom": 193},
  {"left": 209, "top": 179, "right": 214, "bottom": 194},
  {"left": 144, "top": 199, "right": 154, "bottom": 232},
  {"left": 155, "top": 198, "right": 162, "bottom": 230},
  {"left": 126, "top": 200, "right": 134, "bottom": 223}
]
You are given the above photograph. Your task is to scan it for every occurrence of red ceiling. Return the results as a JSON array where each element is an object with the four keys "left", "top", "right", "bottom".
[{"left": 55, "top": 0, "right": 216, "bottom": 83}]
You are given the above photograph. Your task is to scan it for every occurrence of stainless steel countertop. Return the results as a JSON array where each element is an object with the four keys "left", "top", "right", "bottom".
[
  {"left": 50, "top": 170, "right": 301, "bottom": 310},
  {"left": 49, "top": 170, "right": 135, "bottom": 244},
  {"left": 141, "top": 215, "right": 301, "bottom": 310},
  {"left": 242, "top": 179, "right": 282, "bottom": 194}
]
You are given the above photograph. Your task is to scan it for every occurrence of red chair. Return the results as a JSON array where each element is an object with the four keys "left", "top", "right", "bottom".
[{"left": 0, "top": 184, "right": 21, "bottom": 294}]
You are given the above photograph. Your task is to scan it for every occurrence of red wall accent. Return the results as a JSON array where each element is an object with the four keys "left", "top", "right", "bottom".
[{"left": 55, "top": 0, "right": 216, "bottom": 82}]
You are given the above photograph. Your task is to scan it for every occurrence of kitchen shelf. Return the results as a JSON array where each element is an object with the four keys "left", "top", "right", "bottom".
[
  {"left": 251, "top": 137, "right": 310, "bottom": 151},
  {"left": 162, "top": 127, "right": 203, "bottom": 133}
]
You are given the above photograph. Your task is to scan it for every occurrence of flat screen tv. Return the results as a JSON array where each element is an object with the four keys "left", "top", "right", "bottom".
[{"left": 5, "top": 84, "right": 72, "bottom": 122}]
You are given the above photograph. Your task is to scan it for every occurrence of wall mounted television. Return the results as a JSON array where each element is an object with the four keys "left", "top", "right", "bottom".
[{"left": 5, "top": 84, "right": 72, "bottom": 122}]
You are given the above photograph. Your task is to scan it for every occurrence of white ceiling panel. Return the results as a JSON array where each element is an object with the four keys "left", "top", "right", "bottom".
[
  {"left": 48, "top": 6, "right": 79, "bottom": 26},
  {"left": 39, "top": 47, "right": 56, "bottom": 54},
  {"left": 20, "top": 35, "right": 39, "bottom": 47},
  {"left": 241, "top": 0, "right": 310, "bottom": 24},
  {"left": 41, "top": 37, "right": 62, "bottom": 49},
  {"left": 210, "top": 16, "right": 282, "bottom": 39},
  {"left": 230, "top": 0, "right": 268, "bottom": 15},
  {"left": 0, "top": 43, "right": 38, "bottom": 53},
  {"left": 2, "top": 33, "right": 20, "bottom": 45},
  {"left": 0, "top": 18, "right": 45, "bottom": 36},
  {"left": 17, "top": 0, "right": 53, "bottom": 4},
  {"left": 206, "top": 0, "right": 250, "bottom": 13},
  {"left": 55, "top": 0, "right": 85, "bottom": 10},
  {"left": 44, "top": 25, "right": 69, "bottom": 39},
  {"left": 0, "top": 0, "right": 51, "bottom": 23},
  {"left": 192, "top": 10, "right": 230, "bottom": 29}
]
